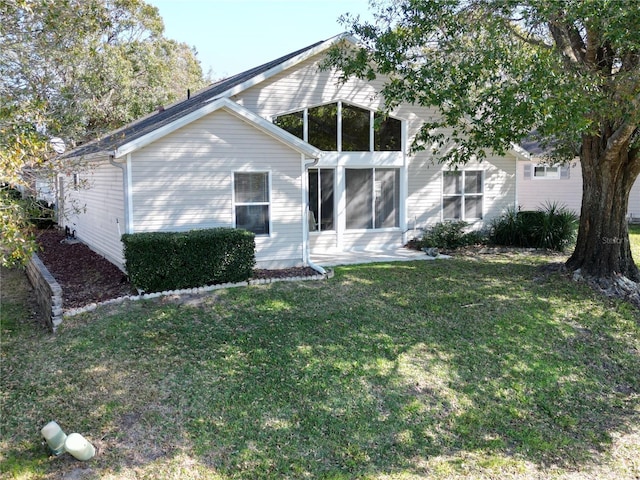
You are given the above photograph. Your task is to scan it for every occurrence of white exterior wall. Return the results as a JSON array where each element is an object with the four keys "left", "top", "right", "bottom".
[
  {"left": 518, "top": 159, "right": 582, "bottom": 213},
  {"left": 130, "top": 109, "right": 306, "bottom": 268},
  {"left": 237, "top": 55, "right": 518, "bottom": 250},
  {"left": 518, "top": 158, "right": 640, "bottom": 220},
  {"left": 61, "top": 158, "right": 126, "bottom": 269},
  {"left": 630, "top": 180, "right": 640, "bottom": 222}
]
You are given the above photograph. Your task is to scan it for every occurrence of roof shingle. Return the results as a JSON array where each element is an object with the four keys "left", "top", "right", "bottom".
[{"left": 66, "top": 39, "right": 328, "bottom": 158}]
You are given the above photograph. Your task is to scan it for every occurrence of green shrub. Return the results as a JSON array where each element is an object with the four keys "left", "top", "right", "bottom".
[
  {"left": 418, "top": 220, "right": 486, "bottom": 250},
  {"left": 532, "top": 202, "right": 579, "bottom": 251},
  {"left": 122, "top": 228, "right": 255, "bottom": 293},
  {"left": 28, "top": 199, "right": 56, "bottom": 229},
  {"left": 490, "top": 203, "right": 578, "bottom": 251}
]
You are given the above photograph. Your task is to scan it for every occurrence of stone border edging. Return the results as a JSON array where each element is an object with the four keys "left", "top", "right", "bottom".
[{"left": 63, "top": 269, "right": 334, "bottom": 318}]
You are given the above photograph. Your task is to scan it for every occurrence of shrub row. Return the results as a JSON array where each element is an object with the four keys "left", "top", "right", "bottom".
[
  {"left": 490, "top": 202, "right": 578, "bottom": 251},
  {"left": 416, "top": 220, "right": 486, "bottom": 250},
  {"left": 122, "top": 228, "right": 255, "bottom": 293},
  {"left": 410, "top": 202, "right": 577, "bottom": 253}
]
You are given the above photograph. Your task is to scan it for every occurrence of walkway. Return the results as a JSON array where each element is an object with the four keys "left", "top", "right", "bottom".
[{"left": 311, "top": 248, "right": 449, "bottom": 267}]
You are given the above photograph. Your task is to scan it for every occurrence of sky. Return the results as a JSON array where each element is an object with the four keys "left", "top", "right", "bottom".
[{"left": 146, "top": 0, "right": 374, "bottom": 80}]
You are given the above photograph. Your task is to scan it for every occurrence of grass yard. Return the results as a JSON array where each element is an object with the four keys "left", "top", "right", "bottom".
[
  {"left": 630, "top": 224, "right": 640, "bottom": 265},
  {"left": 1, "top": 252, "right": 639, "bottom": 479}
]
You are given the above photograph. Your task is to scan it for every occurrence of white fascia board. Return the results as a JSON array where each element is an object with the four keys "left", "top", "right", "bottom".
[
  {"left": 64, "top": 150, "right": 114, "bottom": 161},
  {"left": 220, "top": 101, "right": 322, "bottom": 158},
  {"left": 208, "top": 33, "right": 357, "bottom": 103},
  {"left": 114, "top": 98, "right": 321, "bottom": 159},
  {"left": 509, "top": 143, "right": 532, "bottom": 161},
  {"left": 113, "top": 99, "right": 230, "bottom": 158}
]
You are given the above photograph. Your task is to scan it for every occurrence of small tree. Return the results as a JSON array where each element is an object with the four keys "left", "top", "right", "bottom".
[
  {"left": 328, "top": 0, "right": 639, "bottom": 281},
  {"left": 0, "top": 0, "right": 208, "bottom": 266}
]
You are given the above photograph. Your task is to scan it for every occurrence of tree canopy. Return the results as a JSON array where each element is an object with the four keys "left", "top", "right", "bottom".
[
  {"left": 1, "top": 0, "right": 208, "bottom": 266},
  {"left": 330, "top": 0, "right": 640, "bottom": 280}
]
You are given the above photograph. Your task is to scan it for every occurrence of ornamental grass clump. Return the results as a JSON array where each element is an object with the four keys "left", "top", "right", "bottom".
[{"left": 490, "top": 202, "right": 578, "bottom": 251}]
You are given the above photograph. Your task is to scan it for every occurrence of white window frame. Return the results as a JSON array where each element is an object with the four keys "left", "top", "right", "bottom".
[
  {"left": 308, "top": 168, "right": 336, "bottom": 233},
  {"left": 533, "top": 164, "right": 561, "bottom": 179},
  {"left": 442, "top": 170, "right": 484, "bottom": 221},
  {"left": 232, "top": 171, "right": 271, "bottom": 236},
  {"left": 272, "top": 101, "right": 404, "bottom": 153},
  {"left": 345, "top": 167, "right": 401, "bottom": 231}
]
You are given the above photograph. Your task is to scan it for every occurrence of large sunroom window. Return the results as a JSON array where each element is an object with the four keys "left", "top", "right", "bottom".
[
  {"left": 346, "top": 168, "right": 400, "bottom": 229},
  {"left": 273, "top": 102, "right": 401, "bottom": 152},
  {"left": 308, "top": 168, "right": 335, "bottom": 231}
]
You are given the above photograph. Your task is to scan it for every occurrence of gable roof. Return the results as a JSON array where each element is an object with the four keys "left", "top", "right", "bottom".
[
  {"left": 66, "top": 33, "right": 355, "bottom": 159},
  {"left": 116, "top": 97, "right": 322, "bottom": 159}
]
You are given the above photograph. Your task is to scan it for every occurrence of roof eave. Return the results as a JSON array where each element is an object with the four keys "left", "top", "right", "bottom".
[
  {"left": 509, "top": 143, "right": 532, "bottom": 161},
  {"left": 114, "top": 98, "right": 321, "bottom": 159},
  {"left": 63, "top": 150, "right": 115, "bottom": 161}
]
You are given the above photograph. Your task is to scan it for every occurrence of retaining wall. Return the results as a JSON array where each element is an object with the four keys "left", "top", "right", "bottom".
[{"left": 25, "top": 254, "right": 63, "bottom": 332}]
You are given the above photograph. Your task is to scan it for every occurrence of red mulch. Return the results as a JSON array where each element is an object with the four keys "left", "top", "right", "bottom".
[
  {"left": 36, "top": 230, "right": 137, "bottom": 308},
  {"left": 35, "top": 229, "right": 318, "bottom": 309}
]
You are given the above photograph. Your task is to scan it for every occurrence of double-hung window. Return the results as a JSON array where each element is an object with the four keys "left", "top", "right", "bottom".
[
  {"left": 443, "top": 171, "right": 483, "bottom": 220},
  {"left": 234, "top": 172, "right": 270, "bottom": 235},
  {"left": 346, "top": 168, "right": 400, "bottom": 229}
]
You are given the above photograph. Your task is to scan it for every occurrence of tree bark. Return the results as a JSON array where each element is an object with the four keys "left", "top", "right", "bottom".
[{"left": 567, "top": 134, "right": 640, "bottom": 281}]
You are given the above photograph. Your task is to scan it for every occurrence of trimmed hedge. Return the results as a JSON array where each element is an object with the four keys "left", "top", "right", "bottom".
[{"left": 122, "top": 228, "right": 256, "bottom": 293}]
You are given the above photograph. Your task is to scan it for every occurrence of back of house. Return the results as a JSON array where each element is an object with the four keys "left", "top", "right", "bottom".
[{"left": 59, "top": 34, "right": 523, "bottom": 271}]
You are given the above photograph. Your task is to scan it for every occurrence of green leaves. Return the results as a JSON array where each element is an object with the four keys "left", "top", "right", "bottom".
[
  {"left": 330, "top": 0, "right": 640, "bottom": 165},
  {"left": 0, "top": 0, "right": 208, "bottom": 266}
]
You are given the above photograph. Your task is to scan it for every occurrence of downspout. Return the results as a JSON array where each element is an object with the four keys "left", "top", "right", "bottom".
[
  {"left": 303, "top": 156, "right": 326, "bottom": 276},
  {"left": 109, "top": 154, "right": 129, "bottom": 237}
]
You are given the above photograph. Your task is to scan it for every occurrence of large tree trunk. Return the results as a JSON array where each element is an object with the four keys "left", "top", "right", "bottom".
[{"left": 567, "top": 134, "right": 640, "bottom": 282}]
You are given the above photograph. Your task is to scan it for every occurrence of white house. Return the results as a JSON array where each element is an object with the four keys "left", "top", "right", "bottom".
[
  {"left": 517, "top": 141, "right": 640, "bottom": 221},
  {"left": 60, "top": 34, "right": 526, "bottom": 271}
]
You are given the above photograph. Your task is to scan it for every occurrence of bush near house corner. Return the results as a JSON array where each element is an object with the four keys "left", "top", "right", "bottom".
[{"left": 122, "top": 228, "right": 256, "bottom": 293}]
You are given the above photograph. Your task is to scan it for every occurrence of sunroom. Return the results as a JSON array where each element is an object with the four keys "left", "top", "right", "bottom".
[{"left": 272, "top": 101, "right": 407, "bottom": 253}]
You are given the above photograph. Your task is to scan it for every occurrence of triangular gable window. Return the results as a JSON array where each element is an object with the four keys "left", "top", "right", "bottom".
[{"left": 273, "top": 102, "right": 401, "bottom": 152}]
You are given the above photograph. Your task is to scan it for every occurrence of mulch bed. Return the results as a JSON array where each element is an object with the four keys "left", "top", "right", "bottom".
[{"left": 35, "top": 229, "right": 318, "bottom": 309}]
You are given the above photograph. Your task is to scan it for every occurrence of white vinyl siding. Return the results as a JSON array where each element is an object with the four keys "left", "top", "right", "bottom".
[
  {"left": 519, "top": 160, "right": 582, "bottom": 213},
  {"left": 239, "top": 54, "right": 518, "bottom": 249},
  {"left": 519, "top": 159, "right": 640, "bottom": 219},
  {"left": 630, "top": 181, "right": 640, "bottom": 222},
  {"left": 61, "top": 158, "right": 126, "bottom": 269},
  {"left": 130, "top": 110, "right": 305, "bottom": 268}
]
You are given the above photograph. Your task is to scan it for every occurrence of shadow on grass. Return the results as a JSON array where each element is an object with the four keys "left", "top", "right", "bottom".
[{"left": 1, "top": 257, "right": 639, "bottom": 478}]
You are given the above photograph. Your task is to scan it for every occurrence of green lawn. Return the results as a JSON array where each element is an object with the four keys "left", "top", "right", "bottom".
[{"left": 1, "top": 253, "right": 639, "bottom": 479}]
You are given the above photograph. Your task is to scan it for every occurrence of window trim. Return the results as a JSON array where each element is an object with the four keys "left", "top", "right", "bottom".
[
  {"left": 345, "top": 167, "right": 401, "bottom": 231},
  {"left": 442, "top": 170, "right": 484, "bottom": 221},
  {"left": 272, "top": 101, "right": 403, "bottom": 153},
  {"left": 308, "top": 168, "right": 336, "bottom": 233},
  {"left": 233, "top": 171, "right": 271, "bottom": 236},
  {"left": 533, "top": 164, "right": 561, "bottom": 179}
]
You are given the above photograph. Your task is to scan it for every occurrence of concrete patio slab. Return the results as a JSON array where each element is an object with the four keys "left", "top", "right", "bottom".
[{"left": 311, "top": 248, "right": 450, "bottom": 267}]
